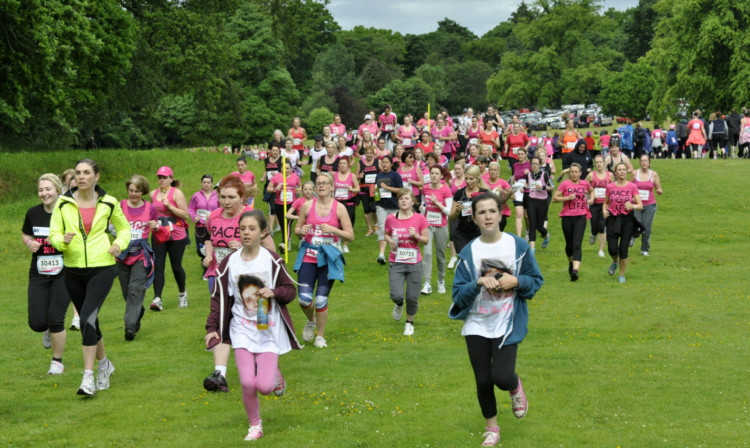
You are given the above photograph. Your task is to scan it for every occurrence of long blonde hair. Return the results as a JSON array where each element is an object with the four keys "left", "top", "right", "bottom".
[{"left": 464, "top": 165, "right": 489, "bottom": 190}]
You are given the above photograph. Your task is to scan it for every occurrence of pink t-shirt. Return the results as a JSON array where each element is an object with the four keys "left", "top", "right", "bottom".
[
  {"left": 399, "top": 164, "right": 421, "bottom": 197},
  {"left": 422, "top": 183, "right": 452, "bottom": 227},
  {"left": 431, "top": 125, "right": 455, "bottom": 154},
  {"left": 599, "top": 134, "right": 611, "bottom": 148},
  {"left": 606, "top": 182, "right": 639, "bottom": 216},
  {"left": 231, "top": 170, "right": 256, "bottom": 185},
  {"left": 329, "top": 123, "right": 346, "bottom": 138},
  {"left": 397, "top": 125, "right": 418, "bottom": 147},
  {"left": 558, "top": 179, "right": 592, "bottom": 217},
  {"left": 333, "top": 171, "right": 357, "bottom": 202},
  {"left": 450, "top": 177, "right": 466, "bottom": 195},
  {"left": 302, "top": 198, "right": 341, "bottom": 263},
  {"left": 270, "top": 173, "right": 300, "bottom": 205},
  {"left": 385, "top": 212, "right": 428, "bottom": 264},
  {"left": 205, "top": 205, "right": 252, "bottom": 277},
  {"left": 589, "top": 171, "right": 611, "bottom": 204},
  {"left": 485, "top": 178, "right": 512, "bottom": 216},
  {"left": 379, "top": 113, "right": 397, "bottom": 132},
  {"left": 291, "top": 197, "right": 309, "bottom": 215},
  {"left": 632, "top": 170, "right": 655, "bottom": 205},
  {"left": 358, "top": 122, "right": 379, "bottom": 140}
]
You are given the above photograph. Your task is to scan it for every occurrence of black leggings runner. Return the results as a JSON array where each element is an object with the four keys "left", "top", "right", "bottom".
[
  {"left": 64, "top": 266, "right": 115, "bottom": 346},
  {"left": 606, "top": 213, "right": 635, "bottom": 259},
  {"left": 152, "top": 238, "right": 188, "bottom": 297},
  {"left": 465, "top": 337, "right": 519, "bottom": 419},
  {"left": 561, "top": 215, "right": 587, "bottom": 261},
  {"left": 526, "top": 198, "right": 549, "bottom": 243},
  {"left": 589, "top": 203, "right": 605, "bottom": 236},
  {"left": 28, "top": 274, "right": 71, "bottom": 334},
  {"left": 274, "top": 204, "right": 294, "bottom": 247}
]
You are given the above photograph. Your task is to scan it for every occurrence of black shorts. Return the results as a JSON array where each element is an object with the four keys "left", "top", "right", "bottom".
[{"left": 730, "top": 133, "right": 740, "bottom": 146}]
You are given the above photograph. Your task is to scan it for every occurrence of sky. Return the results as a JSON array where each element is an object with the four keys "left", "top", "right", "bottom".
[{"left": 327, "top": 0, "right": 639, "bottom": 36}]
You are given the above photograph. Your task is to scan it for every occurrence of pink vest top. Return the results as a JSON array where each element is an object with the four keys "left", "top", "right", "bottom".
[
  {"left": 302, "top": 198, "right": 341, "bottom": 263},
  {"left": 632, "top": 170, "right": 655, "bottom": 205}
]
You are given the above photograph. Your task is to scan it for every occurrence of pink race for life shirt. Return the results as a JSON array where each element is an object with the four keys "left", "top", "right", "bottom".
[
  {"left": 379, "top": 113, "right": 397, "bottom": 132},
  {"left": 270, "top": 173, "right": 300, "bottom": 205},
  {"left": 485, "top": 178, "right": 512, "bottom": 216},
  {"left": 557, "top": 179, "right": 592, "bottom": 217},
  {"left": 385, "top": 212, "right": 428, "bottom": 264},
  {"left": 606, "top": 182, "right": 639, "bottom": 216},
  {"left": 422, "top": 183, "right": 452, "bottom": 227},
  {"left": 205, "top": 205, "right": 252, "bottom": 277},
  {"left": 302, "top": 198, "right": 342, "bottom": 263},
  {"left": 231, "top": 170, "right": 256, "bottom": 185}
]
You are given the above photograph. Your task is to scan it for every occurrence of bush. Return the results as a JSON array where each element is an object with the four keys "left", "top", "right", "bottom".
[{"left": 305, "top": 107, "right": 334, "bottom": 137}]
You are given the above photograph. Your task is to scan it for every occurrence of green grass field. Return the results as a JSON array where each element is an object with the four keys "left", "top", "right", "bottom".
[{"left": 1, "top": 149, "right": 748, "bottom": 447}]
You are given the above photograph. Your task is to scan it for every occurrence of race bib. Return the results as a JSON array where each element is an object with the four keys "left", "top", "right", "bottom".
[
  {"left": 385, "top": 124, "right": 393, "bottom": 131},
  {"left": 469, "top": 138, "right": 478, "bottom": 145},
  {"left": 284, "top": 190, "right": 294, "bottom": 203},
  {"left": 402, "top": 138, "right": 412, "bottom": 146},
  {"left": 214, "top": 247, "right": 232, "bottom": 265},
  {"left": 37, "top": 255, "right": 63, "bottom": 276},
  {"left": 395, "top": 247, "right": 418, "bottom": 264},
  {"left": 293, "top": 138, "right": 302, "bottom": 145},
  {"left": 196, "top": 209, "right": 210, "bottom": 221},
  {"left": 512, "top": 147, "right": 520, "bottom": 155},
  {"left": 693, "top": 123, "right": 700, "bottom": 129},
  {"left": 334, "top": 187, "right": 349, "bottom": 199},
  {"left": 595, "top": 187, "right": 606, "bottom": 199},
  {"left": 267, "top": 170, "right": 278, "bottom": 179},
  {"left": 566, "top": 142, "right": 575, "bottom": 149},
  {"left": 33, "top": 226, "right": 50, "bottom": 237},
  {"left": 461, "top": 201, "right": 473, "bottom": 217},
  {"left": 379, "top": 188, "right": 392, "bottom": 199},
  {"left": 131, "top": 228, "right": 143, "bottom": 240},
  {"left": 311, "top": 236, "right": 334, "bottom": 247},
  {"left": 364, "top": 174, "right": 376, "bottom": 184},
  {"left": 639, "top": 189, "right": 650, "bottom": 201},
  {"left": 426, "top": 211, "right": 442, "bottom": 225},
  {"left": 514, "top": 190, "right": 524, "bottom": 202}
]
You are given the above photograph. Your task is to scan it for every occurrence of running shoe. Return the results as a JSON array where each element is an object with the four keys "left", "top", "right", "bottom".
[
  {"left": 203, "top": 370, "right": 229, "bottom": 392},
  {"left": 524, "top": 230, "right": 529, "bottom": 242},
  {"left": 629, "top": 237, "right": 634, "bottom": 247},
  {"left": 96, "top": 359, "right": 115, "bottom": 391},
  {"left": 178, "top": 292, "right": 188, "bottom": 308},
  {"left": 77, "top": 371, "right": 96, "bottom": 396},
  {"left": 392, "top": 303, "right": 403, "bottom": 321},
  {"left": 365, "top": 229, "right": 374, "bottom": 237},
  {"left": 244, "top": 424, "right": 263, "bottom": 441},
  {"left": 619, "top": 275, "right": 626, "bottom": 283},
  {"left": 641, "top": 251, "right": 649, "bottom": 256},
  {"left": 124, "top": 329, "right": 135, "bottom": 341},
  {"left": 48, "top": 360, "right": 64, "bottom": 375},
  {"left": 376, "top": 255, "right": 386, "bottom": 265},
  {"left": 510, "top": 377, "right": 528, "bottom": 418},
  {"left": 273, "top": 225, "right": 281, "bottom": 232},
  {"left": 568, "top": 262, "right": 573, "bottom": 276},
  {"left": 403, "top": 322, "right": 414, "bottom": 336},
  {"left": 570, "top": 270, "right": 579, "bottom": 282},
  {"left": 608, "top": 262, "right": 617, "bottom": 276},
  {"left": 273, "top": 370, "right": 286, "bottom": 397},
  {"left": 542, "top": 235, "right": 550, "bottom": 249},
  {"left": 437, "top": 281, "right": 446, "bottom": 294},
  {"left": 70, "top": 316, "right": 80, "bottom": 331},
  {"left": 278, "top": 242, "right": 286, "bottom": 255},
  {"left": 598, "top": 250, "right": 605, "bottom": 258},
  {"left": 481, "top": 427, "right": 500, "bottom": 447},
  {"left": 135, "top": 307, "right": 144, "bottom": 333},
  {"left": 150, "top": 297, "right": 163, "bottom": 311},
  {"left": 447, "top": 256, "right": 458, "bottom": 269},
  {"left": 343, "top": 244, "right": 350, "bottom": 253},
  {"left": 420, "top": 282, "right": 432, "bottom": 295},
  {"left": 302, "top": 320, "right": 316, "bottom": 343},
  {"left": 589, "top": 234, "right": 596, "bottom": 245},
  {"left": 42, "top": 329, "right": 52, "bottom": 349},
  {"left": 313, "top": 336, "right": 327, "bottom": 348}
]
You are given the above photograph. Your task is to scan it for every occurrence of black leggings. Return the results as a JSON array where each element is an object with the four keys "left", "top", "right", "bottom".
[
  {"left": 64, "top": 266, "right": 115, "bottom": 346},
  {"left": 590, "top": 203, "right": 605, "bottom": 236},
  {"left": 28, "top": 273, "right": 71, "bottom": 334},
  {"left": 343, "top": 202, "right": 356, "bottom": 228},
  {"left": 152, "top": 237, "right": 188, "bottom": 297},
  {"left": 561, "top": 215, "right": 587, "bottom": 261},
  {"left": 606, "top": 213, "right": 635, "bottom": 259},
  {"left": 465, "top": 337, "right": 519, "bottom": 419},
  {"left": 526, "top": 198, "right": 549, "bottom": 243},
  {"left": 273, "top": 204, "right": 294, "bottom": 246},
  {"left": 195, "top": 226, "right": 209, "bottom": 259}
]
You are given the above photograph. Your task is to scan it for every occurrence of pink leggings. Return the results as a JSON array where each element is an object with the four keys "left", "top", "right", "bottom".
[{"left": 234, "top": 349, "right": 279, "bottom": 426}]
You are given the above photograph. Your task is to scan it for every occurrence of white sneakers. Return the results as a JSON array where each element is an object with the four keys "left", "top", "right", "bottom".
[
  {"left": 313, "top": 336, "right": 327, "bottom": 348},
  {"left": 437, "top": 281, "right": 446, "bottom": 294},
  {"left": 70, "top": 316, "right": 80, "bottom": 331},
  {"left": 420, "top": 282, "right": 432, "bottom": 295},
  {"left": 48, "top": 360, "right": 64, "bottom": 375},
  {"left": 96, "top": 359, "right": 115, "bottom": 391},
  {"left": 447, "top": 256, "right": 458, "bottom": 269},
  {"left": 178, "top": 292, "right": 188, "bottom": 308},
  {"left": 302, "top": 320, "right": 316, "bottom": 343},
  {"left": 392, "top": 303, "right": 403, "bottom": 321},
  {"left": 150, "top": 297, "right": 163, "bottom": 311},
  {"left": 403, "top": 322, "right": 414, "bottom": 336},
  {"left": 77, "top": 371, "right": 96, "bottom": 396},
  {"left": 598, "top": 250, "right": 606, "bottom": 258}
]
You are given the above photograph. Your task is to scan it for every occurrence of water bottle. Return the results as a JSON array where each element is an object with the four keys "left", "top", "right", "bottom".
[
  {"left": 256, "top": 298, "right": 269, "bottom": 330},
  {"left": 374, "top": 186, "right": 381, "bottom": 201}
]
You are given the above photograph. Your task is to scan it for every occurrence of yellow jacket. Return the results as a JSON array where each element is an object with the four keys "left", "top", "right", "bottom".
[{"left": 50, "top": 186, "right": 131, "bottom": 268}]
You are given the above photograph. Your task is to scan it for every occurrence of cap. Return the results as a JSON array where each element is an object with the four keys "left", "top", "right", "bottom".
[
  {"left": 586, "top": 131, "right": 592, "bottom": 136},
  {"left": 364, "top": 114, "right": 372, "bottom": 120},
  {"left": 156, "top": 166, "right": 173, "bottom": 177},
  {"left": 670, "top": 124, "right": 675, "bottom": 129}
]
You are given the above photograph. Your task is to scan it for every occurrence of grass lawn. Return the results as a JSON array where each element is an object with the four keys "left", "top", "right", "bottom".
[{"left": 0, "top": 149, "right": 748, "bottom": 447}]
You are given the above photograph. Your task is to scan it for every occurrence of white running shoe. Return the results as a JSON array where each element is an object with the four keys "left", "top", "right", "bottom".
[
  {"left": 244, "top": 424, "right": 263, "bottom": 441},
  {"left": 313, "top": 336, "right": 327, "bottom": 348},
  {"left": 598, "top": 250, "right": 605, "bottom": 258},
  {"left": 96, "top": 359, "right": 115, "bottom": 391},
  {"left": 48, "top": 360, "right": 64, "bottom": 375},
  {"left": 589, "top": 234, "right": 596, "bottom": 245},
  {"left": 403, "top": 322, "right": 414, "bottom": 336},
  {"left": 641, "top": 251, "right": 649, "bottom": 256},
  {"left": 70, "top": 316, "right": 80, "bottom": 331},
  {"left": 42, "top": 330, "right": 52, "bottom": 349},
  {"left": 392, "top": 303, "right": 403, "bottom": 321},
  {"left": 482, "top": 427, "right": 500, "bottom": 446},
  {"left": 150, "top": 297, "right": 163, "bottom": 311},
  {"left": 343, "top": 244, "right": 350, "bottom": 253},
  {"left": 302, "top": 320, "right": 316, "bottom": 343},
  {"left": 77, "top": 371, "right": 96, "bottom": 396},
  {"left": 437, "top": 281, "right": 446, "bottom": 294},
  {"left": 420, "top": 282, "right": 432, "bottom": 295},
  {"left": 447, "top": 256, "right": 457, "bottom": 269},
  {"left": 178, "top": 292, "right": 188, "bottom": 308}
]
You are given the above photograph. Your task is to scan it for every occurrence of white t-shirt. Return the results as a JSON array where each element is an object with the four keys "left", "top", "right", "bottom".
[
  {"left": 462, "top": 233, "right": 518, "bottom": 339},
  {"left": 309, "top": 148, "right": 327, "bottom": 173},
  {"left": 226, "top": 249, "right": 292, "bottom": 354},
  {"left": 282, "top": 149, "right": 300, "bottom": 168}
]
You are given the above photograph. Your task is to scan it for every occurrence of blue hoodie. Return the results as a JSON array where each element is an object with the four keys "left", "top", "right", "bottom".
[{"left": 449, "top": 233, "right": 544, "bottom": 346}]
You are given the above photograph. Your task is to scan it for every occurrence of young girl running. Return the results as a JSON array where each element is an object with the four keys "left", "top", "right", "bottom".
[
  {"left": 585, "top": 156, "right": 613, "bottom": 257},
  {"left": 204, "top": 210, "right": 300, "bottom": 441}
]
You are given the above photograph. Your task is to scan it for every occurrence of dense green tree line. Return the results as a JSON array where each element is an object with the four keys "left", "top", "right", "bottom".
[{"left": 1, "top": 0, "right": 747, "bottom": 150}]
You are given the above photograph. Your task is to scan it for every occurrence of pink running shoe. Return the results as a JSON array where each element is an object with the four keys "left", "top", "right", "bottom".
[
  {"left": 244, "top": 424, "right": 263, "bottom": 441},
  {"left": 481, "top": 426, "right": 500, "bottom": 446},
  {"left": 273, "top": 370, "right": 286, "bottom": 397},
  {"left": 510, "top": 377, "right": 528, "bottom": 418}
]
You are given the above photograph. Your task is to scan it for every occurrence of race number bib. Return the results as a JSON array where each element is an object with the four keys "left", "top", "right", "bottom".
[
  {"left": 461, "top": 201, "right": 473, "bottom": 217},
  {"left": 693, "top": 123, "right": 700, "bottom": 130},
  {"left": 566, "top": 141, "right": 575, "bottom": 149},
  {"left": 293, "top": 138, "right": 302, "bottom": 145},
  {"left": 402, "top": 138, "right": 412, "bottom": 146},
  {"left": 304, "top": 247, "right": 319, "bottom": 259},
  {"left": 284, "top": 190, "right": 294, "bottom": 203},
  {"left": 512, "top": 147, "right": 520, "bottom": 155},
  {"left": 395, "top": 247, "right": 418, "bottom": 264},
  {"left": 426, "top": 211, "right": 442, "bottom": 225},
  {"left": 364, "top": 174, "right": 376, "bottom": 184},
  {"left": 311, "top": 236, "right": 335, "bottom": 247},
  {"left": 33, "top": 226, "right": 50, "bottom": 237},
  {"left": 131, "top": 228, "right": 143, "bottom": 240},
  {"left": 267, "top": 170, "right": 278, "bottom": 179},
  {"left": 638, "top": 189, "right": 650, "bottom": 201},
  {"left": 214, "top": 247, "right": 232, "bottom": 265},
  {"left": 196, "top": 209, "right": 210, "bottom": 221},
  {"left": 37, "top": 255, "right": 63, "bottom": 276},
  {"left": 385, "top": 124, "right": 393, "bottom": 131},
  {"left": 379, "top": 188, "right": 392, "bottom": 199},
  {"left": 469, "top": 138, "right": 478, "bottom": 145},
  {"left": 334, "top": 187, "right": 349, "bottom": 199},
  {"left": 595, "top": 188, "right": 606, "bottom": 199}
]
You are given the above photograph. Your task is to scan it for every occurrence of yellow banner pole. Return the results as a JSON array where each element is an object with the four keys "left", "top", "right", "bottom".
[
  {"left": 282, "top": 160, "right": 288, "bottom": 263},
  {"left": 427, "top": 103, "right": 431, "bottom": 133}
]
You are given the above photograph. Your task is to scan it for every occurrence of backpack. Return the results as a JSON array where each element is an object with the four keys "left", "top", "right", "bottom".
[
  {"left": 667, "top": 130, "right": 678, "bottom": 146},
  {"left": 617, "top": 125, "right": 633, "bottom": 149}
]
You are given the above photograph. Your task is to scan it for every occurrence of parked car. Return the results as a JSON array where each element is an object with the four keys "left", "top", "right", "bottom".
[
  {"left": 615, "top": 116, "right": 629, "bottom": 124},
  {"left": 549, "top": 118, "right": 566, "bottom": 129},
  {"left": 525, "top": 118, "right": 547, "bottom": 131},
  {"left": 599, "top": 115, "right": 613, "bottom": 126}
]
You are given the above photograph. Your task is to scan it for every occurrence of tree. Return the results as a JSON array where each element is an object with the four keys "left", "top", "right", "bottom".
[
  {"left": 361, "top": 58, "right": 403, "bottom": 96},
  {"left": 436, "top": 18, "right": 476, "bottom": 40},
  {"left": 329, "top": 84, "right": 366, "bottom": 129},
  {"left": 444, "top": 61, "right": 494, "bottom": 112},
  {"left": 621, "top": 0, "right": 658, "bottom": 63},
  {"left": 305, "top": 107, "right": 334, "bottom": 136},
  {"left": 414, "top": 65, "right": 448, "bottom": 103},
  {"left": 310, "top": 42, "right": 357, "bottom": 94},
  {"left": 368, "top": 78, "right": 435, "bottom": 117},
  {"left": 598, "top": 61, "right": 655, "bottom": 119}
]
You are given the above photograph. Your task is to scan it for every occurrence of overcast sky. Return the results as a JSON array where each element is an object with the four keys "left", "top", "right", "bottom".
[{"left": 328, "top": 0, "right": 639, "bottom": 36}]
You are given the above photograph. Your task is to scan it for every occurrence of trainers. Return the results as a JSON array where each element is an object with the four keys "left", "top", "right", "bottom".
[
  {"left": 77, "top": 371, "right": 96, "bottom": 396},
  {"left": 420, "top": 282, "right": 432, "bottom": 295},
  {"left": 447, "top": 256, "right": 457, "bottom": 269},
  {"left": 313, "top": 336, "right": 327, "bottom": 348},
  {"left": 542, "top": 235, "right": 550, "bottom": 249},
  {"left": 376, "top": 255, "right": 386, "bottom": 265},
  {"left": 42, "top": 329, "right": 52, "bottom": 349},
  {"left": 437, "top": 281, "right": 446, "bottom": 294},
  {"left": 598, "top": 250, "right": 605, "bottom": 258},
  {"left": 481, "top": 427, "right": 500, "bottom": 446},
  {"left": 641, "top": 251, "right": 649, "bottom": 256},
  {"left": 150, "top": 297, "right": 163, "bottom": 311},
  {"left": 203, "top": 370, "right": 229, "bottom": 392},
  {"left": 524, "top": 230, "right": 529, "bottom": 242},
  {"left": 302, "top": 320, "right": 316, "bottom": 343},
  {"left": 608, "top": 262, "right": 617, "bottom": 276},
  {"left": 278, "top": 243, "right": 286, "bottom": 255},
  {"left": 70, "top": 316, "right": 80, "bottom": 331},
  {"left": 125, "top": 329, "right": 135, "bottom": 341},
  {"left": 96, "top": 359, "right": 115, "bottom": 391},
  {"left": 365, "top": 229, "right": 374, "bottom": 237},
  {"left": 510, "top": 377, "right": 528, "bottom": 418},
  {"left": 343, "top": 244, "right": 350, "bottom": 253},
  {"left": 273, "top": 370, "right": 286, "bottom": 397},
  {"left": 589, "top": 234, "right": 596, "bottom": 245},
  {"left": 244, "top": 424, "right": 263, "bottom": 441},
  {"left": 392, "top": 303, "right": 403, "bottom": 321},
  {"left": 570, "top": 270, "right": 579, "bottom": 282},
  {"left": 619, "top": 275, "right": 626, "bottom": 283},
  {"left": 629, "top": 236, "right": 634, "bottom": 247},
  {"left": 403, "top": 322, "right": 414, "bottom": 336},
  {"left": 178, "top": 292, "right": 188, "bottom": 308},
  {"left": 48, "top": 360, "right": 64, "bottom": 375}
]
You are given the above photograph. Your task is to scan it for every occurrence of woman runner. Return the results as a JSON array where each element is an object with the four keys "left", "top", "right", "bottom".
[
  {"left": 631, "top": 155, "right": 663, "bottom": 256},
  {"left": 603, "top": 162, "right": 644, "bottom": 283},
  {"left": 552, "top": 163, "right": 593, "bottom": 281},
  {"left": 585, "top": 156, "right": 613, "bottom": 258},
  {"left": 420, "top": 166, "right": 453, "bottom": 295}
]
